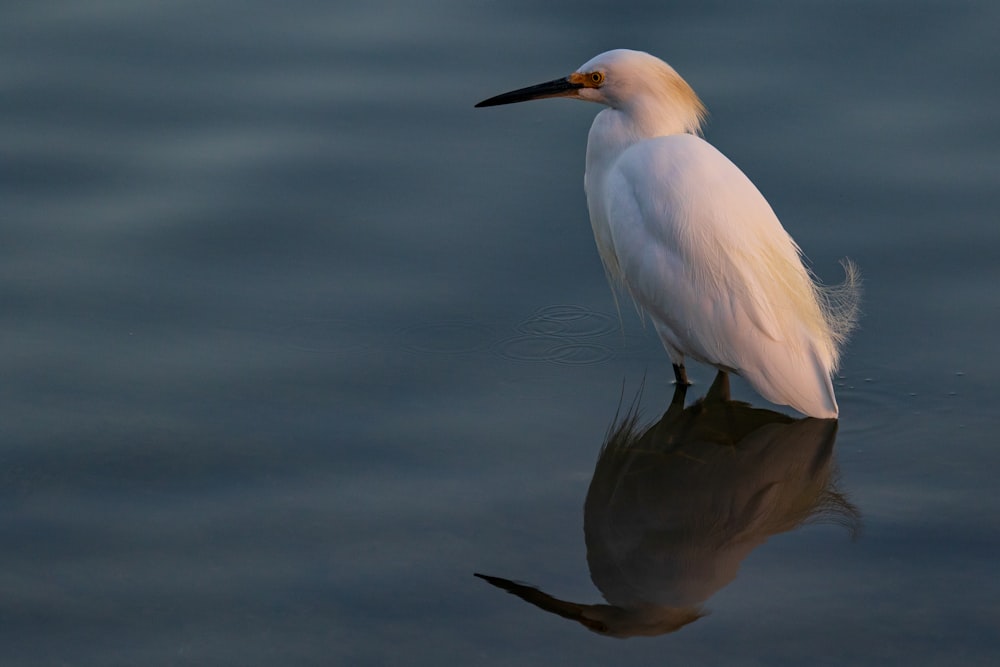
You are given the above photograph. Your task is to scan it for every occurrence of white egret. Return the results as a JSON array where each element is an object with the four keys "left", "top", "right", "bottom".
[{"left": 476, "top": 49, "right": 859, "bottom": 419}]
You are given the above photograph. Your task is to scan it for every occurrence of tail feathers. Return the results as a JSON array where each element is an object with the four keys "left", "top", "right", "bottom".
[
  {"left": 741, "top": 339, "right": 839, "bottom": 419},
  {"left": 815, "top": 258, "right": 862, "bottom": 370}
]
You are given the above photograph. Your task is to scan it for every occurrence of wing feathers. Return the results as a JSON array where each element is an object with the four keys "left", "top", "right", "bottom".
[{"left": 600, "top": 134, "right": 848, "bottom": 418}]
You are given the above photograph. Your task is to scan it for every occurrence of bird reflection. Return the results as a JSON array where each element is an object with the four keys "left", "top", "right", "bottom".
[{"left": 476, "top": 372, "right": 860, "bottom": 638}]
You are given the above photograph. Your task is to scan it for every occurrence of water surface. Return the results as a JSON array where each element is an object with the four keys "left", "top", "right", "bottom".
[{"left": 2, "top": 1, "right": 999, "bottom": 665}]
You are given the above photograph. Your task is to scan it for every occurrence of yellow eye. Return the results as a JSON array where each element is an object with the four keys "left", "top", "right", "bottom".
[{"left": 590, "top": 71, "right": 605, "bottom": 86}]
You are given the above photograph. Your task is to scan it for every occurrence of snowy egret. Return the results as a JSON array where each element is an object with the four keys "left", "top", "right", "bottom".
[{"left": 476, "top": 49, "right": 859, "bottom": 419}]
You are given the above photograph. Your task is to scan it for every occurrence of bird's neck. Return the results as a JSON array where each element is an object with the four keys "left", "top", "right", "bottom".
[
  {"left": 585, "top": 103, "right": 698, "bottom": 179},
  {"left": 583, "top": 102, "right": 703, "bottom": 284}
]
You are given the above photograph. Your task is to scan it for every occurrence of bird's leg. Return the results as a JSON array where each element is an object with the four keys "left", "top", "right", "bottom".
[
  {"left": 669, "top": 381, "right": 688, "bottom": 407},
  {"left": 672, "top": 363, "right": 691, "bottom": 387},
  {"left": 706, "top": 370, "right": 730, "bottom": 402}
]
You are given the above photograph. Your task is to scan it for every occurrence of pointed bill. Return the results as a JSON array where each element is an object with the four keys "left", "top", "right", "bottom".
[{"left": 475, "top": 76, "right": 583, "bottom": 107}]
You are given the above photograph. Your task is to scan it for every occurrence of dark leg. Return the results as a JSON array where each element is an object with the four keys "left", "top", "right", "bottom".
[
  {"left": 706, "top": 370, "right": 730, "bottom": 402},
  {"left": 672, "top": 363, "right": 691, "bottom": 386},
  {"left": 669, "top": 380, "right": 688, "bottom": 407}
]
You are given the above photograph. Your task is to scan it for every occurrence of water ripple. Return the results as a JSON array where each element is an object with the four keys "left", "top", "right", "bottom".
[
  {"left": 515, "top": 304, "right": 620, "bottom": 338},
  {"left": 835, "top": 373, "right": 923, "bottom": 441},
  {"left": 499, "top": 305, "right": 620, "bottom": 364},
  {"left": 493, "top": 335, "right": 615, "bottom": 366}
]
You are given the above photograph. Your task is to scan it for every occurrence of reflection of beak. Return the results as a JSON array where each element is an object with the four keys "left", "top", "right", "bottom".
[
  {"left": 475, "top": 77, "right": 582, "bottom": 107},
  {"left": 474, "top": 572, "right": 705, "bottom": 636},
  {"left": 473, "top": 573, "right": 609, "bottom": 632}
]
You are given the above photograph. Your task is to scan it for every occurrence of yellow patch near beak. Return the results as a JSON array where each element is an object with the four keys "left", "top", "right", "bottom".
[{"left": 569, "top": 71, "right": 604, "bottom": 88}]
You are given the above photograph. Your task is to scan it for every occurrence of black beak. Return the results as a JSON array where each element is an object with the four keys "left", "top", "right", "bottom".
[{"left": 475, "top": 77, "right": 582, "bottom": 108}]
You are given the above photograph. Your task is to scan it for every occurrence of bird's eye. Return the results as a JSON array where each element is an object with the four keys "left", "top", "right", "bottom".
[{"left": 590, "top": 72, "right": 605, "bottom": 85}]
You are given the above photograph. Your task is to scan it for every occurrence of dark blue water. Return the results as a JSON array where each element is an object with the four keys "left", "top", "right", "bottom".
[{"left": 3, "top": 1, "right": 999, "bottom": 664}]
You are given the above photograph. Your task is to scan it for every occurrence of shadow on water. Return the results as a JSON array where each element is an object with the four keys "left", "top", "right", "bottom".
[{"left": 476, "top": 372, "right": 860, "bottom": 638}]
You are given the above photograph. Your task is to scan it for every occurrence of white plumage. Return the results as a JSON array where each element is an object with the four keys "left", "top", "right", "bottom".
[{"left": 477, "top": 49, "right": 859, "bottom": 418}]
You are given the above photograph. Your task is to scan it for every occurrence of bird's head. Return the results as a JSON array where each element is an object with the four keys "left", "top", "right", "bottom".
[{"left": 476, "top": 49, "right": 706, "bottom": 134}]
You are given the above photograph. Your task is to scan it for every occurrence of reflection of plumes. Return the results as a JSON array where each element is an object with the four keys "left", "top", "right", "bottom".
[{"left": 476, "top": 373, "right": 859, "bottom": 638}]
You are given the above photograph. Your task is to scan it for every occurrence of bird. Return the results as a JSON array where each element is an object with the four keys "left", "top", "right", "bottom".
[{"left": 476, "top": 49, "right": 859, "bottom": 419}]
